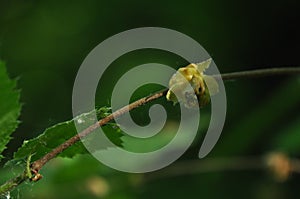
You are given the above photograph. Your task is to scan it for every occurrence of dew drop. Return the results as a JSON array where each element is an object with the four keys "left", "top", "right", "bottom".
[{"left": 77, "top": 118, "right": 85, "bottom": 124}]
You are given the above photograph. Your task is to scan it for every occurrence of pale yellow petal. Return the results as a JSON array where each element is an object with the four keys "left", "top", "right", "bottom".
[
  {"left": 203, "top": 75, "right": 219, "bottom": 95},
  {"left": 195, "top": 58, "right": 212, "bottom": 72}
]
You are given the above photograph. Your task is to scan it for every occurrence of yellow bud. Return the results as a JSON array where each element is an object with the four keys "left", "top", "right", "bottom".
[{"left": 166, "top": 59, "right": 219, "bottom": 108}]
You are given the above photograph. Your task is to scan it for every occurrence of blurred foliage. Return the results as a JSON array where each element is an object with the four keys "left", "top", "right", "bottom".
[{"left": 0, "top": 0, "right": 300, "bottom": 198}]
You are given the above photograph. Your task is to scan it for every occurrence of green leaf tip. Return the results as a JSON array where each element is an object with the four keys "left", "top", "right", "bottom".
[{"left": 0, "top": 61, "right": 21, "bottom": 161}]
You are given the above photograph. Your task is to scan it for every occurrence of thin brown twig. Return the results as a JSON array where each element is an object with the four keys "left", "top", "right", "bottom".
[{"left": 0, "top": 66, "right": 300, "bottom": 194}]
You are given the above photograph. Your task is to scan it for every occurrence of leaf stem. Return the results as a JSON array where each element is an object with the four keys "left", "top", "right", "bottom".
[{"left": 0, "top": 66, "right": 299, "bottom": 195}]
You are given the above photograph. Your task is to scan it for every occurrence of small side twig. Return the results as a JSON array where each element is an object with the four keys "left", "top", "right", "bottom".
[{"left": 0, "top": 66, "right": 299, "bottom": 195}]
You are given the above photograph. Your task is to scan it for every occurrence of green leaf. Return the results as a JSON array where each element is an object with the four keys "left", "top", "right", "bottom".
[
  {"left": 0, "top": 61, "right": 21, "bottom": 160},
  {"left": 14, "top": 107, "right": 123, "bottom": 162}
]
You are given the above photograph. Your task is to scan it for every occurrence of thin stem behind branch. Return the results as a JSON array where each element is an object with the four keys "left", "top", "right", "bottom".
[{"left": 215, "top": 67, "right": 300, "bottom": 81}]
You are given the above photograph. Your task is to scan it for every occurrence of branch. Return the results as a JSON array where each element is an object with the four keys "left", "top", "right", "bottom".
[{"left": 0, "top": 67, "right": 299, "bottom": 194}]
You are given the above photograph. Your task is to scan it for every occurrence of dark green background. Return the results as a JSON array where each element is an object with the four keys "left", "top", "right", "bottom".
[{"left": 0, "top": 0, "right": 300, "bottom": 198}]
